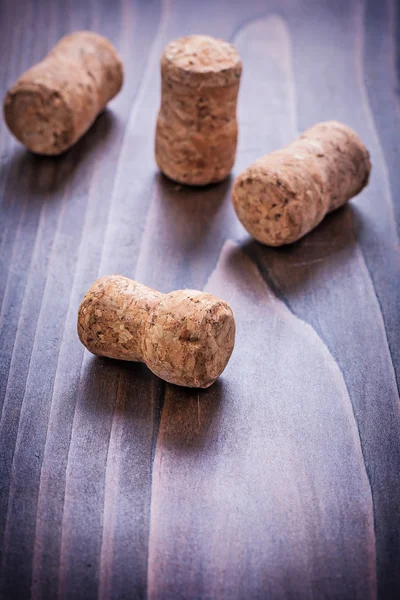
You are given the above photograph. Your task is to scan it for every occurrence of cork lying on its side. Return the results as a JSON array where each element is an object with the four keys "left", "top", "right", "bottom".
[
  {"left": 78, "top": 275, "right": 236, "bottom": 389},
  {"left": 155, "top": 35, "right": 242, "bottom": 186},
  {"left": 4, "top": 31, "right": 123, "bottom": 155},
  {"left": 232, "top": 121, "right": 371, "bottom": 246}
]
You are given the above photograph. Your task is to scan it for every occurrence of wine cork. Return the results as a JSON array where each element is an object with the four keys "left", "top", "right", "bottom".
[
  {"left": 155, "top": 35, "right": 242, "bottom": 186},
  {"left": 3, "top": 31, "right": 123, "bottom": 155},
  {"left": 233, "top": 121, "right": 371, "bottom": 246}
]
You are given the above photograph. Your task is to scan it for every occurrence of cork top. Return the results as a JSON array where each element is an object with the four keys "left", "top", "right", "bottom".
[{"left": 161, "top": 35, "right": 242, "bottom": 87}]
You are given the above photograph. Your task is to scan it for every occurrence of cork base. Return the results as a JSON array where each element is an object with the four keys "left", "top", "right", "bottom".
[{"left": 4, "top": 83, "right": 73, "bottom": 155}]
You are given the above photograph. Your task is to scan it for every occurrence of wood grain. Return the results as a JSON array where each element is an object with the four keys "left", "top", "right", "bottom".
[
  {"left": 148, "top": 241, "right": 376, "bottom": 600},
  {"left": 0, "top": 0, "right": 399, "bottom": 599}
]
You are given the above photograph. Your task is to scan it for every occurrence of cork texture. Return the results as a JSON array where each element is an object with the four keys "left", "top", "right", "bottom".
[
  {"left": 232, "top": 121, "right": 371, "bottom": 246},
  {"left": 155, "top": 35, "right": 242, "bottom": 186},
  {"left": 3, "top": 31, "right": 123, "bottom": 155},
  {"left": 77, "top": 275, "right": 236, "bottom": 389}
]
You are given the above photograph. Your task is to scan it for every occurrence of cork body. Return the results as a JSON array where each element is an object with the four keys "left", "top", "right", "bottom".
[
  {"left": 232, "top": 121, "right": 371, "bottom": 246},
  {"left": 4, "top": 31, "right": 123, "bottom": 155},
  {"left": 155, "top": 35, "right": 242, "bottom": 186},
  {"left": 78, "top": 275, "right": 236, "bottom": 388}
]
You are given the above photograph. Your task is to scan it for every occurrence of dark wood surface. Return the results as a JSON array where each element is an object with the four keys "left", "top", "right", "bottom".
[{"left": 1, "top": 0, "right": 399, "bottom": 598}]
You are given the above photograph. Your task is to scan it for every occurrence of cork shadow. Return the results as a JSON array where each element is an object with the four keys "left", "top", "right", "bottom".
[
  {"left": 79, "top": 355, "right": 225, "bottom": 455},
  {"left": 156, "top": 379, "right": 226, "bottom": 455},
  {"left": 79, "top": 355, "right": 163, "bottom": 421},
  {"left": 0, "top": 109, "right": 117, "bottom": 204},
  {"left": 155, "top": 171, "right": 232, "bottom": 226},
  {"left": 145, "top": 173, "right": 234, "bottom": 287},
  {"left": 241, "top": 204, "right": 359, "bottom": 295}
]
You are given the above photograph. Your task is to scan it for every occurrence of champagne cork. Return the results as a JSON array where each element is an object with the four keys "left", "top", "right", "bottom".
[
  {"left": 155, "top": 35, "right": 242, "bottom": 186},
  {"left": 4, "top": 31, "right": 123, "bottom": 155},
  {"left": 78, "top": 275, "right": 236, "bottom": 388}
]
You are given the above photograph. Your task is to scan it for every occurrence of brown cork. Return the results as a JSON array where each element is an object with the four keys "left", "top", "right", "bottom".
[
  {"left": 3, "top": 31, "right": 123, "bottom": 155},
  {"left": 232, "top": 121, "right": 371, "bottom": 246},
  {"left": 155, "top": 35, "right": 242, "bottom": 186},
  {"left": 77, "top": 275, "right": 236, "bottom": 389}
]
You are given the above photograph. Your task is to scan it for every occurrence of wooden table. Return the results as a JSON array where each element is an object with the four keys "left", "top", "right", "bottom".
[{"left": 1, "top": 0, "right": 399, "bottom": 598}]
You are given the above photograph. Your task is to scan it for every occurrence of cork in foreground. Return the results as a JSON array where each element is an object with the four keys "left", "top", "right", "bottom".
[
  {"left": 232, "top": 121, "right": 371, "bottom": 246},
  {"left": 155, "top": 35, "right": 242, "bottom": 186},
  {"left": 4, "top": 31, "right": 123, "bottom": 155},
  {"left": 78, "top": 275, "right": 236, "bottom": 388}
]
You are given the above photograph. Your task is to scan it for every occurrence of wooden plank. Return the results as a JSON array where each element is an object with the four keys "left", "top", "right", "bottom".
[
  {"left": 148, "top": 240, "right": 376, "bottom": 600},
  {"left": 146, "top": 11, "right": 384, "bottom": 597},
  {"left": 0, "top": 1, "right": 163, "bottom": 598},
  {"left": 274, "top": 2, "right": 400, "bottom": 597}
]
